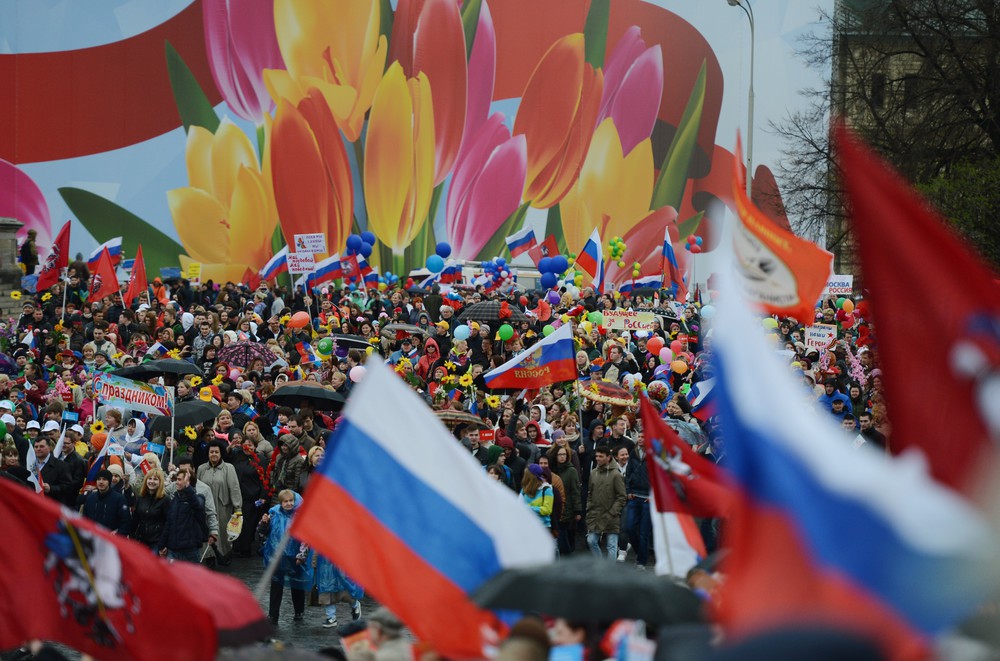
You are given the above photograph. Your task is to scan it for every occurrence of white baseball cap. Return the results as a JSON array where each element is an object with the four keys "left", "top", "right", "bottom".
[
  {"left": 26, "top": 420, "right": 40, "bottom": 430},
  {"left": 70, "top": 424, "right": 85, "bottom": 435},
  {"left": 42, "top": 420, "right": 61, "bottom": 433},
  {"left": 0, "top": 414, "right": 14, "bottom": 427}
]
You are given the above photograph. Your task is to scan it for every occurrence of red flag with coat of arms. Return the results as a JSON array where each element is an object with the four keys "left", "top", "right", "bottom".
[
  {"left": 88, "top": 248, "right": 119, "bottom": 303},
  {"left": 36, "top": 222, "right": 71, "bottom": 291}
]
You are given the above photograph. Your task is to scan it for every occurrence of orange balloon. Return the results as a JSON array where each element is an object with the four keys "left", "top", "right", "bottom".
[
  {"left": 670, "top": 360, "right": 689, "bottom": 375},
  {"left": 288, "top": 311, "right": 311, "bottom": 329},
  {"left": 842, "top": 299, "right": 855, "bottom": 314}
]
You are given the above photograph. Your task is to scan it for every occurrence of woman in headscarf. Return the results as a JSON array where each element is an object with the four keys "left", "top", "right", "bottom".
[
  {"left": 196, "top": 439, "right": 242, "bottom": 565},
  {"left": 123, "top": 417, "right": 147, "bottom": 466}
]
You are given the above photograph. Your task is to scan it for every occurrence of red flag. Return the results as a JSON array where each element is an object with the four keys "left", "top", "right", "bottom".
[
  {"left": 837, "top": 126, "right": 1000, "bottom": 494},
  {"left": 340, "top": 254, "right": 361, "bottom": 282},
  {"left": 122, "top": 244, "right": 148, "bottom": 307},
  {"left": 639, "top": 397, "right": 735, "bottom": 519},
  {"left": 88, "top": 248, "right": 119, "bottom": 303},
  {"left": 527, "top": 235, "right": 560, "bottom": 267},
  {"left": 0, "top": 478, "right": 270, "bottom": 660},
  {"left": 732, "top": 136, "right": 833, "bottom": 325},
  {"left": 36, "top": 222, "right": 70, "bottom": 291},
  {"left": 242, "top": 267, "right": 261, "bottom": 291}
]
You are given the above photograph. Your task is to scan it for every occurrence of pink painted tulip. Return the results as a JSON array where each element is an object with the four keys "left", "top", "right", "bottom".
[
  {"left": 598, "top": 27, "right": 663, "bottom": 155},
  {"left": 446, "top": 114, "right": 527, "bottom": 260},
  {"left": 457, "top": 0, "right": 496, "bottom": 158},
  {"left": 0, "top": 158, "right": 52, "bottom": 254},
  {"left": 203, "top": 0, "right": 285, "bottom": 124}
]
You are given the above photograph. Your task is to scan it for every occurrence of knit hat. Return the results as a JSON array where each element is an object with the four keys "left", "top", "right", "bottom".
[
  {"left": 96, "top": 469, "right": 113, "bottom": 482},
  {"left": 90, "top": 432, "right": 108, "bottom": 451},
  {"left": 527, "top": 463, "right": 544, "bottom": 479},
  {"left": 107, "top": 464, "right": 125, "bottom": 479}
]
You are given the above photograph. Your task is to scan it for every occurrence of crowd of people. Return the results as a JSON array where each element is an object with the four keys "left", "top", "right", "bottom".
[{"left": 0, "top": 256, "right": 894, "bottom": 658}]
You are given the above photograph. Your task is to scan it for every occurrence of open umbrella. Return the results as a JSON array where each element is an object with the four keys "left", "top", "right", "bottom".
[
  {"left": 217, "top": 341, "right": 278, "bottom": 369},
  {"left": 577, "top": 380, "right": 637, "bottom": 407},
  {"left": 380, "top": 323, "right": 429, "bottom": 339},
  {"left": 472, "top": 556, "right": 702, "bottom": 625},
  {"left": 455, "top": 300, "right": 528, "bottom": 324},
  {"left": 435, "top": 409, "right": 491, "bottom": 432},
  {"left": 329, "top": 334, "right": 377, "bottom": 355},
  {"left": 267, "top": 381, "right": 345, "bottom": 410},
  {"left": 112, "top": 358, "right": 203, "bottom": 381},
  {"left": 147, "top": 400, "right": 223, "bottom": 433}
]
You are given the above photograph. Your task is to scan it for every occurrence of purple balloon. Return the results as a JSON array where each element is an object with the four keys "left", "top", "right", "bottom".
[{"left": 546, "top": 291, "right": 561, "bottom": 305}]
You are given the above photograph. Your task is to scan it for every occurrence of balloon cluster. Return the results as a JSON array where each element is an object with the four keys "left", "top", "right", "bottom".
[
  {"left": 630, "top": 261, "right": 642, "bottom": 280},
  {"left": 476, "top": 256, "right": 513, "bottom": 289},
  {"left": 684, "top": 234, "right": 704, "bottom": 254},
  {"left": 344, "top": 232, "right": 377, "bottom": 284},
  {"left": 537, "top": 254, "right": 570, "bottom": 290},
  {"left": 425, "top": 242, "right": 452, "bottom": 273},
  {"left": 609, "top": 237, "right": 627, "bottom": 268},
  {"left": 835, "top": 297, "right": 856, "bottom": 327}
]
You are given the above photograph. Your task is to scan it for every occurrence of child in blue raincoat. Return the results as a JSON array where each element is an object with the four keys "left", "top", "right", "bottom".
[{"left": 258, "top": 489, "right": 313, "bottom": 625}]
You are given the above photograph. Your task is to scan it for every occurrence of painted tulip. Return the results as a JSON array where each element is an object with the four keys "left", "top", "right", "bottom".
[
  {"left": 560, "top": 117, "right": 655, "bottom": 254},
  {"left": 446, "top": 114, "right": 527, "bottom": 260},
  {"left": 265, "top": 0, "right": 387, "bottom": 142},
  {"left": 202, "top": 0, "right": 285, "bottom": 124},
  {"left": 364, "top": 62, "right": 435, "bottom": 257},
  {"left": 271, "top": 92, "right": 354, "bottom": 256},
  {"left": 389, "top": 0, "right": 468, "bottom": 186},
  {"left": 513, "top": 33, "right": 604, "bottom": 209},
  {"left": 598, "top": 27, "right": 663, "bottom": 156},
  {"left": 459, "top": 0, "right": 497, "bottom": 158},
  {"left": 0, "top": 158, "right": 52, "bottom": 254},
  {"left": 169, "top": 120, "right": 279, "bottom": 283}
]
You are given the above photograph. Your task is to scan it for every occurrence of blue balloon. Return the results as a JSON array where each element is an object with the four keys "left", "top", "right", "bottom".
[
  {"left": 538, "top": 257, "right": 553, "bottom": 273},
  {"left": 436, "top": 242, "right": 452, "bottom": 258},
  {"left": 695, "top": 236, "right": 704, "bottom": 246},
  {"left": 540, "top": 272, "right": 558, "bottom": 289},
  {"left": 700, "top": 304, "right": 716, "bottom": 319},
  {"left": 551, "top": 255, "right": 569, "bottom": 274},
  {"left": 496, "top": 257, "right": 506, "bottom": 266},
  {"left": 385, "top": 271, "right": 393, "bottom": 278},
  {"left": 426, "top": 255, "right": 445, "bottom": 273},
  {"left": 360, "top": 242, "right": 373, "bottom": 257},
  {"left": 348, "top": 283, "right": 357, "bottom": 291},
  {"left": 454, "top": 325, "right": 471, "bottom": 341},
  {"left": 361, "top": 231, "right": 377, "bottom": 245},
  {"left": 346, "top": 234, "right": 363, "bottom": 251}
]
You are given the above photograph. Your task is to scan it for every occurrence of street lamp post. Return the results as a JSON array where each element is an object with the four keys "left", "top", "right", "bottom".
[{"left": 728, "top": 0, "right": 755, "bottom": 198}]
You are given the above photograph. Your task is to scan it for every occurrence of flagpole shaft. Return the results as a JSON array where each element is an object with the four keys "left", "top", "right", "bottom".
[
  {"left": 61, "top": 274, "right": 68, "bottom": 324},
  {"left": 254, "top": 524, "right": 292, "bottom": 601}
]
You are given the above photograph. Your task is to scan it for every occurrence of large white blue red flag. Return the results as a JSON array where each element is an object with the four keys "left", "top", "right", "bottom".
[
  {"left": 575, "top": 229, "right": 604, "bottom": 290},
  {"left": 484, "top": 323, "right": 577, "bottom": 389},
  {"left": 505, "top": 227, "right": 537, "bottom": 258},
  {"left": 87, "top": 237, "right": 122, "bottom": 269},
  {"left": 713, "top": 287, "right": 998, "bottom": 658},
  {"left": 259, "top": 246, "right": 289, "bottom": 280},
  {"left": 662, "top": 227, "right": 687, "bottom": 300},
  {"left": 293, "top": 362, "right": 553, "bottom": 659},
  {"left": 307, "top": 254, "right": 342, "bottom": 290}
]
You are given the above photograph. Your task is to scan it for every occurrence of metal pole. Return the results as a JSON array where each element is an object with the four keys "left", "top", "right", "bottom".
[
  {"left": 727, "top": 0, "right": 755, "bottom": 198},
  {"left": 254, "top": 524, "right": 292, "bottom": 601}
]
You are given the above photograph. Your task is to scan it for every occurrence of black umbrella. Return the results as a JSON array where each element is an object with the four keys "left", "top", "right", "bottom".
[
  {"left": 148, "top": 400, "right": 223, "bottom": 433},
  {"left": 329, "top": 334, "right": 376, "bottom": 354},
  {"left": 267, "top": 381, "right": 345, "bottom": 411},
  {"left": 455, "top": 300, "right": 528, "bottom": 324},
  {"left": 472, "top": 556, "right": 702, "bottom": 625},
  {"left": 112, "top": 358, "right": 204, "bottom": 380}
]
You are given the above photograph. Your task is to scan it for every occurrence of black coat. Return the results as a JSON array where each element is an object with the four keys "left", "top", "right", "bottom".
[
  {"left": 158, "top": 486, "right": 208, "bottom": 552},
  {"left": 130, "top": 494, "right": 169, "bottom": 548},
  {"left": 38, "top": 456, "right": 74, "bottom": 506},
  {"left": 229, "top": 448, "right": 267, "bottom": 504},
  {"left": 60, "top": 450, "right": 87, "bottom": 498},
  {"left": 78, "top": 488, "right": 132, "bottom": 535}
]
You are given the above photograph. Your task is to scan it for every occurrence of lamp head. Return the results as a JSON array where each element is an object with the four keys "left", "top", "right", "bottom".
[{"left": 727, "top": 0, "right": 742, "bottom": 6}]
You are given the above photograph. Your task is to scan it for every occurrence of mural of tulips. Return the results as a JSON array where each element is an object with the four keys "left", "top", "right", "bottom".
[
  {"left": 0, "top": 159, "right": 52, "bottom": 254},
  {"left": 168, "top": 120, "right": 278, "bottom": 284},
  {"left": 597, "top": 26, "right": 664, "bottom": 156}
]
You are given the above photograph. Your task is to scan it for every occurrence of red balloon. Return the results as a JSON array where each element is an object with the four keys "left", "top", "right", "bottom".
[
  {"left": 690, "top": 245, "right": 702, "bottom": 254},
  {"left": 687, "top": 235, "right": 697, "bottom": 244},
  {"left": 646, "top": 336, "right": 664, "bottom": 355},
  {"left": 288, "top": 311, "right": 311, "bottom": 329},
  {"left": 520, "top": 295, "right": 529, "bottom": 306},
  {"left": 670, "top": 340, "right": 683, "bottom": 354}
]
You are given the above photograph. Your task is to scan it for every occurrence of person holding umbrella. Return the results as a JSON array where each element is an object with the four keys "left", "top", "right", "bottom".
[{"left": 197, "top": 439, "right": 242, "bottom": 566}]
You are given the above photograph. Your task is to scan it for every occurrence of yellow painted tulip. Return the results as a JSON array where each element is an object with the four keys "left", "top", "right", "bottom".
[
  {"left": 169, "top": 120, "right": 278, "bottom": 283},
  {"left": 560, "top": 117, "right": 655, "bottom": 254},
  {"left": 364, "top": 61, "right": 435, "bottom": 256},
  {"left": 271, "top": 92, "right": 354, "bottom": 257},
  {"left": 513, "top": 33, "right": 604, "bottom": 209},
  {"left": 265, "top": 0, "right": 387, "bottom": 142}
]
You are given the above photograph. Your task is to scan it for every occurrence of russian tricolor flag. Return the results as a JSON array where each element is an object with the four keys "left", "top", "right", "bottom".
[
  {"left": 574, "top": 228, "right": 603, "bottom": 284},
  {"left": 662, "top": 228, "right": 688, "bottom": 300},
  {"left": 713, "top": 288, "right": 996, "bottom": 657},
  {"left": 484, "top": 323, "right": 577, "bottom": 389},
  {"left": 618, "top": 275, "right": 662, "bottom": 293},
  {"left": 307, "top": 254, "right": 342, "bottom": 290},
  {"left": 363, "top": 267, "right": 379, "bottom": 289},
  {"left": 292, "top": 362, "right": 553, "bottom": 659},
  {"left": 295, "top": 341, "right": 319, "bottom": 365},
  {"left": 87, "top": 237, "right": 123, "bottom": 269},
  {"left": 505, "top": 228, "right": 537, "bottom": 258},
  {"left": 686, "top": 377, "right": 716, "bottom": 421},
  {"left": 259, "top": 247, "right": 289, "bottom": 280}
]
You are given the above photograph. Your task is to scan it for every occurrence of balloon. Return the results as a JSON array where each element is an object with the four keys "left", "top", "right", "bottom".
[
  {"left": 346, "top": 234, "right": 363, "bottom": 251},
  {"left": 540, "top": 273, "right": 558, "bottom": 289},
  {"left": 587, "top": 311, "right": 604, "bottom": 325},
  {"left": 670, "top": 340, "right": 684, "bottom": 354},
  {"left": 617, "top": 260, "right": 626, "bottom": 268},
  {"left": 498, "top": 324, "right": 514, "bottom": 341},
  {"left": 582, "top": 321, "right": 593, "bottom": 333},
  {"left": 547, "top": 291, "right": 561, "bottom": 305},
  {"left": 360, "top": 242, "right": 373, "bottom": 257},
  {"left": 659, "top": 348, "right": 671, "bottom": 363},
  {"left": 843, "top": 313, "right": 855, "bottom": 327},
  {"left": 317, "top": 337, "right": 334, "bottom": 356},
  {"left": 842, "top": 299, "right": 855, "bottom": 314},
  {"left": 835, "top": 297, "right": 846, "bottom": 309},
  {"left": 695, "top": 236, "right": 703, "bottom": 246},
  {"left": 646, "top": 336, "right": 664, "bottom": 355},
  {"left": 361, "top": 231, "right": 376, "bottom": 245},
  {"left": 551, "top": 255, "right": 569, "bottom": 273},
  {"left": 761, "top": 318, "right": 779, "bottom": 330},
  {"left": 690, "top": 245, "right": 702, "bottom": 254},
  {"left": 454, "top": 325, "right": 471, "bottom": 341},
  {"left": 700, "top": 305, "right": 716, "bottom": 319},
  {"left": 426, "top": 255, "right": 445, "bottom": 273},
  {"left": 542, "top": 324, "right": 555, "bottom": 336},
  {"left": 537, "top": 257, "right": 553, "bottom": 273},
  {"left": 436, "top": 242, "right": 452, "bottom": 258},
  {"left": 288, "top": 311, "right": 310, "bottom": 328},
  {"left": 687, "top": 235, "right": 697, "bottom": 244},
  {"left": 683, "top": 243, "right": 691, "bottom": 251},
  {"left": 349, "top": 366, "right": 367, "bottom": 383},
  {"left": 670, "top": 360, "right": 689, "bottom": 374},
  {"left": 377, "top": 282, "right": 387, "bottom": 291},
  {"left": 519, "top": 295, "right": 529, "bottom": 306},
  {"left": 229, "top": 368, "right": 241, "bottom": 381}
]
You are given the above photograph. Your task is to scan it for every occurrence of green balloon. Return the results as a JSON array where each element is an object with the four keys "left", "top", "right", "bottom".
[
  {"left": 542, "top": 324, "right": 555, "bottom": 336},
  {"left": 588, "top": 311, "right": 604, "bottom": 325},
  {"left": 0, "top": 420, "right": 6, "bottom": 439},
  {"left": 836, "top": 297, "right": 846, "bottom": 309},
  {"left": 316, "top": 337, "right": 334, "bottom": 355},
  {"left": 498, "top": 324, "right": 514, "bottom": 341}
]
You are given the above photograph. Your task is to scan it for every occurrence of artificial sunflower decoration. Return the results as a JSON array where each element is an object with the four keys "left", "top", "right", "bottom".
[
  {"left": 485, "top": 395, "right": 501, "bottom": 409},
  {"left": 212, "top": 374, "right": 224, "bottom": 386},
  {"left": 279, "top": 314, "right": 291, "bottom": 326},
  {"left": 445, "top": 361, "right": 457, "bottom": 372},
  {"left": 9, "top": 291, "right": 21, "bottom": 301},
  {"left": 167, "top": 349, "right": 181, "bottom": 359},
  {"left": 369, "top": 337, "right": 381, "bottom": 346},
  {"left": 184, "top": 426, "right": 198, "bottom": 440},
  {"left": 189, "top": 376, "right": 202, "bottom": 387},
  {"left": 41, "top": 292, "right": 52, "bottom": 302},
  {"left": 590, "top": 383, "right": 600, "bottom": 394},
  {"left": 459, "top": 374, "right": 474, "bottom": 387},
  {"left": 441, "top": 375, "right": 456, "bottom": 385},
  {"left": 90, "top": 420, "right": 105, "bottom": 434},
  {"left": 53, "top": 322, "right": 64, "bottom": 332}
]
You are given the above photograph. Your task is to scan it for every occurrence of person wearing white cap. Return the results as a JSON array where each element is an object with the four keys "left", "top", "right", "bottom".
[{"left": 25, "top": 420, "right": 41, "bottom": 442}]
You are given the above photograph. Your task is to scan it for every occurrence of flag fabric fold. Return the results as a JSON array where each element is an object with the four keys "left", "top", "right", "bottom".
[
  {"left": 88, "top": 248, "right": 120, "bottom": 302},
  {"left": 836, "top": 126, "right": 1000, "bottom": 494},
  {"left": 306, "top": 254, "right": 343, "bottom": 290},
  {"left": 87, "top": 237, "right": 123, "bottom": 269},
  {"left": 36, "top": 222, "right": 71, "bottom": 291},
  {"left": 505, "top": 227, "right": 537, "bottom": 258},
  {"left": 575, "top": 228, "right": 604, "bottom": 289},
  {"left": 259, "top": 246, "right": 289, "bottom": 280},
  {"left": 484, "top": 323, "right": 577, "bottom": 389},
  {"left": 123, "top": 244, "right": 148, "bottom": 307},
  {"left": 292, "top": 361, "right": 553, "bottom": 659},
  {"left": 662, "top": 226, "right": 688, "bottom": 301}
]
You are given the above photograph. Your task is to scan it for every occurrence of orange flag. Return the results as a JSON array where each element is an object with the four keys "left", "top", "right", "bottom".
[
  {"left": 123, "top": 244, "right": 148, "bottom": 307},
  {"left": 732, "top": 136, "right": 832, "bottom": 324},
  {"left": 88, "top": 247, "right": 119, "bottom": 303}
]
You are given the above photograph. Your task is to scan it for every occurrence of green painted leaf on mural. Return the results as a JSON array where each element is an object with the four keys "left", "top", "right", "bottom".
[
  {"left": 583, "top": 0, "right": 611, "bottom": 69},
  {"left": 651, "top": 61, "right": 706, "bottom": 212},
  {"left": 165, "top": 41, "right": 220, "bottom": 134},
  {"left": 461, "top": 0, "right": 483, "bottom": 60},
  {"left": 678, "top": 211, "right": 704, "bottom": 241}
]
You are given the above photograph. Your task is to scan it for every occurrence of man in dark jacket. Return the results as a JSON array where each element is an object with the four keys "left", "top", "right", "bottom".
[
  {"left": 622, "top": 442, "right": 653, "bottom": 569},
  {"left": 78, "top": 470, "right": 132, "bottom": 535},
  {"left": 158, "top": 466, "right": 208, "bottom": 563},
  {"left": 32, "top": 437, "right": 73, "bottom": 505},
  {"left": 58, "top": 425, "right": 88, "bottom": 499},
  {"left": 586, "top": 445, "right": 626, "bottom": 560}
]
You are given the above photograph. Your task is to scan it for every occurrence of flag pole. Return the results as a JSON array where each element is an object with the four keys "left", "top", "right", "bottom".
[
  {"left": 254, "top": 524, "right": 292, "bottom": 601},
  {"left": 60, "top": 270, "right": 69, "bottom": 324}
]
